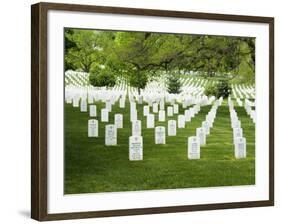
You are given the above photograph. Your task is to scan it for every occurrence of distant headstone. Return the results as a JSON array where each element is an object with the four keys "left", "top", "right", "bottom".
[
  {"left": 188, "top": 136, "right": 200, "bottom": 159},
  {"left": 129, "top": 136, "right": 143, "bottom": 161},
  {"left": 152, "top": 103, "right": 158, "bottom": 113},
  {"left": 130, "top": 102, "right": 136, "bottom": 112},
  {"left": 202, "top": 121, "right": 210, "bottom": 135},
  {"left": 88, "top": 95, "right": 94, "bottom": 104},
  {"left": 147, "top": 114, "right": 155, "bottom": 128},
  {"left": 233, "top": 128, "right": 243, "bottom": 144},
  {"left": 178, "top": 115, "right": 185, "bottom": 128},
  {"left": 168, "top": 120, "right": 177, "bottom": 136},
  {"left": 88, "top": 119, "right": 98, "bottom": 137},
  {"left": 173, "top": 104, "right": 179, "bottom": 114},
  {"left": 89, "top": 105, "right": 97, "bottom": 117},
  {"left": 101, "top": 108, "right": 109, "bottom": 122},
  {"left": 234, "top": 137, "right": 246, "bottom": 159},
  {"left": 158, "top": 110, "right": 166, "bottom": 122},
  {"left": 160, "top": 100, "right": 165, "bottom": 110},
  {"left": 182, "top": 101, "right": 187, "bottom": 109},
  {"left": 143, "top": 105, "right": 150, "bottom": 116},
  {"left": 196, "top": 127, "right": 206, "bottom": 146},
  {"left": 132, "top": 120, "right": 141, "bottom": 136},
  {"left": 130, "top": 108, "right": 138, "bottom": 122},
  {"left": 80, "top": 98, "right": 87, "bottom": 112},
  {"left": 167, "top": 106, "right": 173, "bottom": 117},
  {"left": 73, "top": 96, "right": 79, "bottom": 107},
  {"left": 114, "top": 114, "right": 123, "bottom": 129},
  {"left": 105, "top": 100, "right": 112, "bottom": 112},
  {"left": 189, "top": 108, "right": 195, "bottom": 118},
  {"left": 105, "top": 124, "right": 117, "bottom": 146},
  {"left": 119, "top": 98, "right": 125, "bottom": 108},
  {"left": 66, "top": 96, "right": 72, "bottom": 104},
  {"left": 155, "top": 126, "right": 166, "bottom": 144},
  {"left": 184, "top": 110, "right": 191, "bottom": 122},
  {"left": 232, "top": 120, "right": 241, "bottom": 129}
]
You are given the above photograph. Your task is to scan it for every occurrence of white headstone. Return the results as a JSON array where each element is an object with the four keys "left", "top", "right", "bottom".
[
  {"left": 114, "top": 114, "right": 123, "bottom": 128},
  {"left": 178, "top": 115, "right": 185, "bottom": 128},
  {"left": 232, "top": 120, "right": 241, "bottom": 129},
  {"left": 202, "top": 121, "right": 210, "bottom": 135},
  {"left": 152, "top": 103, "right": 158, "bottom": 113},
  {"left": 119, "top": 98, "right": 125, "bottom": 108},
  {"left": 88, "top": 119, "right": 98, "bottom": 137},
  {"left": 88, "top": 95, "right": 94, "bottom": 104},
  {"left": 234, "top": 137, "right": 246, "bottom": 159},
  {"left": 101, "top": 108, "right": 109, "bottom": 122},
  {"left": 173, "top": 104, "right": 179, "bottom": 114},
  {"left": 130, "top": 102, "right": 136, "bottom": 112},
  {"left": 189, "top": 108, "right": 195, "bottom": 118},
  {"left": 105, "top": 100, "right": 112, "bottom": 112},
  {"left": 196, "top": 127, "right": 206, "bottom": 146},
  {"left": 73, "top": 96, "right": 79, "bottom": 107},
  {"left": 143, "top": 105, "right": 150, "bottom": 116},
  {"left": 147, "top": 114, "right": 155, "bottom": 128},
  {"left": 130, "top": 108, "right": 138, "bottom": 122},
  {"left": 188, "top": 136, "right": 200, "bottom": 159},
  {"left": 158, "top": 110, "right": 166, "bottom": 122},
  {"left": 66, "top": 96, "right": 72, "bottom": 104},
  {"left": 184, "top": 110, "right": 191, "bottom": 122},
  {"left": 89, "top": 105, "right": 97, "bottom": 117},
  {"left": 132, "top": 120, "right": 141, "bottom": 136},
  {"left": 233, "top": 128, "right": 243, "bottom": 144},
  {"left": 182, "top": 100, "right": 187, "bottom": 109},
  {"left": 160, "top": 100, "right": 165, "bottom": 110},
  {"left": 167, "top": 106, "right": 173, "bottom": 117},
  {"left": 105, "top": 124, "right": 117, "bottom": 146},
  {"left": 155, "top": 126, "right": 166, "bottom": 144},
  {"left": 80, "top": 98, "right": 87, "bottom": 112},
  {"left": 168, "top": 120, "right": 177, "bottom": 136},
  {"left": 129, "top": 136, "right": 143, "bottom": 161}
]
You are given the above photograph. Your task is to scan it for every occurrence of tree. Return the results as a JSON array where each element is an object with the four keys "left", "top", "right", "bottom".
[
  {"left": 64, "top": 28, "right": 77, "bottom": 71},
  {"left": 64, "top": 28, "right": 256, "bottom": 87},
  {"left": 167, "top": 74, "right": 182, "bottom": 94},
  {"left": 65, "top": 30, "right": 103, "bottom": 72},
  {"left": 204, "top": 80, "right": 232, "bottom": 98},
  {"left": 89, "top": 65, "right": 116, "bottom": 87}
]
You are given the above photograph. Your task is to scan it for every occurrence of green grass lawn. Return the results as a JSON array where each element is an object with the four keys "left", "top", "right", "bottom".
[{"left": 64, "top": 99, "right": 255, "bottom": 194}]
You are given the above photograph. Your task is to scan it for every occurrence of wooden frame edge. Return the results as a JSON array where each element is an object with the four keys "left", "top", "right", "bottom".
[
  {"left": 31, "top": 2, "right": 274, "bottom": 221},
  {"left": 31, "top": 3, "right": 48, "bottom": 221}
]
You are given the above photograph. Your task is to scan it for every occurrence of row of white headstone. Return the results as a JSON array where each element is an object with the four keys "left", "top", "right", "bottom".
[
  {"left": 187, "top": 99, "right": 221, "bottom": 159},
  {"left": 88, "top": 100, "right": 213, "bottom": 161},
  {"left": 244, "top": 99, "right": 256, "bottom": 124},
  {"left": 65, "top": 70, "right": 255, "bottom": 101},
  {"left": 66, "top": 82, "right": 215, "bottom": 109},
  {"left": 125, "top": 100, "right": 203, "bottom": 159},
  {"left": 228, "top": 99, "right": 247, "bottom": 159}
]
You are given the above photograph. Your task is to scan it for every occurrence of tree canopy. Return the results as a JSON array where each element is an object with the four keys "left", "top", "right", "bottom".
[{"left": 65, "top": 29, "right": 255, "bottom": 89}]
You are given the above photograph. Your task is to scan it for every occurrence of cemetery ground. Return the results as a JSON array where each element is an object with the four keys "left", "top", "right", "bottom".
[{"left": 64, "top": 99, "right": 255, "bottom": 194}]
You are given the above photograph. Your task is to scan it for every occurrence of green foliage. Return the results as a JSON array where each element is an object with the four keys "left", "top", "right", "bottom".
[
  {"left": 204, "top": 84, "right": 217, "bottom": 97},
  {"left": 167, "top": 75, "right": 182, "bottom": 94},
  {"left": 65, "top": 29, "right": 104, "bottom": 72},
  {"left": 89, "top": 65, "right": 116, "bottom": 87},
  {"left": 65, "top": 28, "right": 255, "bottom": 85},
  {"left": 216, "top": 80, "right": 232, "bottom": 98},
  {"left": 128, "top": 71, "right": 148, "bottom": 91},
  {"left": 204, "top": 80, "right": 232, "bottom": 98}
]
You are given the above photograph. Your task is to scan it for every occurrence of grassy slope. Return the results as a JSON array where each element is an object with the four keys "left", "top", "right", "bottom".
[{"left": 64, "top": 99, "right": 255, "bottom": 194}]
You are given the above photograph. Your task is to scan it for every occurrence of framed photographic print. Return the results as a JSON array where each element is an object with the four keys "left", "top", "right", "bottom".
[{"left": 31, "top": 2, "right": 274, "bottom": 221}]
